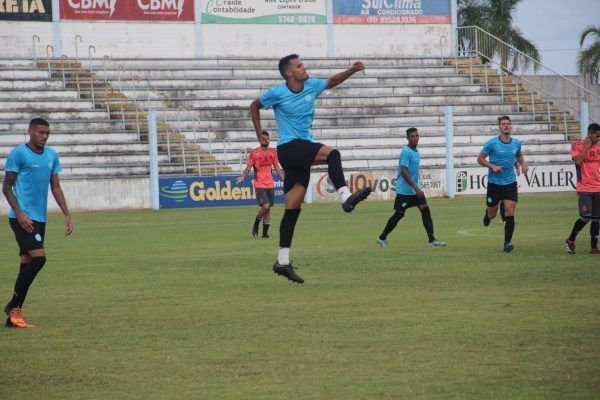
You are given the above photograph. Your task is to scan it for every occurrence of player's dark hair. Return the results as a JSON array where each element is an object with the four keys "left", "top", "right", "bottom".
[
  {"left": 261, "top": 130, "right": 270, "bottom": 136},
  {"left": 497, "top": 115, "right": 511, "bottom": 123},
  {"left": 29, "top": 118, "right": 49, "bottom": 129},
  {"left": 406, "top": 127, "right": 418, "bottom": 136},
  {"left": 588, "top": 123, "right": 600, "bottom": 132},
  {"left": 278, "top": 54, "right": 299, "bottom": 79}
]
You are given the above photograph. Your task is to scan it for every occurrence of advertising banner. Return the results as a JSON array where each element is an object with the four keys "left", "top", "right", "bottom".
[
  {"left": 0, "top": 0, "right": 52, "bottom": 21},
  {"left": 202, "top": 0, "right": 326, "bottom": 24},
  {"left": 454, "top": 164, "right": 577, "bottom": 195},
  {"left": 310, "top": 169, "right": 446, "bottom": 203},
  {"left": 159, "top": 176, "right": 284, "bottom": 208},
  {"left": 333, "top": 0, "right": 451, "bottom": 25},
  {"left": 59, "top": 0, "right": 194, "bottom": 21}
]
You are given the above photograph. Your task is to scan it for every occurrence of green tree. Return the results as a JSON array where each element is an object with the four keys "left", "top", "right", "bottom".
[
  {"left": 458, "top": 0, "right": 540, "bottom": 72},
  {"left": 577, "top": 25, "right": 600, "bottom": 83}
]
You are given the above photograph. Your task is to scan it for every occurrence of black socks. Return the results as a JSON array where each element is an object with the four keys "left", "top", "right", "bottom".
[
  {"left": 420, "top": 207, "right": 436, "bottom": 243},
  {"left": 379, "top": 210, "right": 405, "bottom": 240},
  {"left": 279, "top": 209, "right": 301, "bottom": 248},
  {"left": 326, "top": 150, "right": 346, "bottom": 190},
  {"left": 591, "top": 221, "right": 599, "bottom": 249},
  {"left": 569, "top": 218, "right": 588, "bottom": 241},
  {"left": 504, "top": 216, "right": 515, "bottom": 245},
  {"left": 7, "top": 256, "right": 46, "bottom": 309}
]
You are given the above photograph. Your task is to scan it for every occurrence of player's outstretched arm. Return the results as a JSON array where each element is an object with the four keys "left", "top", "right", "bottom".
[
  {"left": 250, "top": 98, "right": 264, "bottom": 141},
  {"left": 50, "top": 174, "right": 73, "bottom": 236},
  {"left": 327, "top": 61, "right": 365, "bottom": 89}
]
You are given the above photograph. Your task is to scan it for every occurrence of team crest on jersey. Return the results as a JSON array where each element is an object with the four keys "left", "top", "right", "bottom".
[{"left": 304, "top": 95, "right": 312, "bottom": 101}]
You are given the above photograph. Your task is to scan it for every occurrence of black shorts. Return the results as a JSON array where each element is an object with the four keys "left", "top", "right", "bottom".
[
  {"left": 277, "top": 139, "right": 324, "bottom": 194},
  {"left": 9, "top": 218, "right": 46, "bottom": 256},
  {"left": 578, "top": 192, "right": 600, "bottom": 219},
  {"left": 394, "top": 194, "right": 427, "bottom": 210},
  {"left": 486, "top": 182, "right": 518, "bottom": 206},
  {"left": 256, "top": 188, "right": 274, "bottom": 207}
]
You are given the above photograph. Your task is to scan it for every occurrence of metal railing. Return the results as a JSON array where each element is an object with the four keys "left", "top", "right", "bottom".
[{"left": 457, "top": 26, "right": 600, "bottom": 126}]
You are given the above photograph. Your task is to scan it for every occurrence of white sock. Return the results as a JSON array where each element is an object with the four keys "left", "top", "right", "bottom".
[
  {"left": 278, "top": 247, "right": 290, "bottom": 265},
  {"left": 338, "top": 186, "right": 351, "bottom": 203}
]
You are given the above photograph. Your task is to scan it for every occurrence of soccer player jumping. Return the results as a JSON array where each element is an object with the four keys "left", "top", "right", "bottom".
[
  {"left": 236, "top": 130, "right": 284, "bottom": 238},
  {"left": 250, "top": 54, "right": 372, "bottom": 284},
  {"left": 477, "top": 116, "right": 528, "bottom": 253},
  {"left": 565, "top": 123, "right": 600, "bottom": 254},
  {"left": 2, "top": 118, "right": 73, "bottom": 328}
]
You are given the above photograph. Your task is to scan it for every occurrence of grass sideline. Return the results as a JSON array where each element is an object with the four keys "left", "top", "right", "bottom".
[{"left": 0, "top": 192, "right": 599, "bottom": 399}]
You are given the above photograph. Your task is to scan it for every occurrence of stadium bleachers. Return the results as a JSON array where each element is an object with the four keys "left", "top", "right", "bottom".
[{"left": 0, "top": 56, "right": 580, "bottom": 179}]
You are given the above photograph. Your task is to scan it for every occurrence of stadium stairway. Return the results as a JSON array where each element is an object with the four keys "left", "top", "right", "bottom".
[{"left": 0, "top": 56, "right": 580, "bottom": 181}]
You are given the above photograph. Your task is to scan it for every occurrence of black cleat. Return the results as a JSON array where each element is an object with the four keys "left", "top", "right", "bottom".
[
  {"left": 503, "top": 243, "right": 514, "bottom": 253},
  {"left": 483, "top": 210, "right": 491, "bottom": 226},
  {"left": 252, "top": 222, "right": 259, "bottom": 238},
  {"left": 342, "top": 187, "right": 372, "bottom": 213},
  {"left": 261, "top": 234, "right": 270, "bottom": 239},
  {"left": 273, "top": 261, "right": 304, "bottom": 284}
]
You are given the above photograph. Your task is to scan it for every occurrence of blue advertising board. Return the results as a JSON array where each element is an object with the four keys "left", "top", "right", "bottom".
[
  {"left": 159, "top": 176, "right": 284, "bottom": 208},
  {"left": 333, "top": 0, "right": 451, "bottom": 24}
]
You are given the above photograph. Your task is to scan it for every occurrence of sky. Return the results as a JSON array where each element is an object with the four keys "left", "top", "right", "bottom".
[{"left": 513, "top": 0, "right": 599, "bottom": 76}]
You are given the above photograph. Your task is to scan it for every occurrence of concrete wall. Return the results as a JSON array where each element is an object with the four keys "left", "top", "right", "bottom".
[
  {"left": 333, "top": 24, "right": 451, "bottom": 58},
  {"left": 2, "top": 0, "right": 454, "bottom": 60},
  {"left": 1, "top": 20, "right": 452, "bottom": 59},
  {"left": 0, "top": 177, "right": 150, "bottom": 215}
]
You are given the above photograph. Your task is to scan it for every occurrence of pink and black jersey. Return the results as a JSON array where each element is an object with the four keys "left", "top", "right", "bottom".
[
  {"left": 247, "top": 147, "right": 278, "bottom": 189},
  {"left": 571, "top": 141, "right": 600, "bottom": 192}
]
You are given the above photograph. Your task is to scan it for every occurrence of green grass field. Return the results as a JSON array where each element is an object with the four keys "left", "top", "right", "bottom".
[{"left": 1, "top": 192, "right": 599, "bottom": 399}]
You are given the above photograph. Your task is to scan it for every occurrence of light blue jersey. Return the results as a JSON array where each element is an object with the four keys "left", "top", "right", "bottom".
[
  {"left": 5, "top": 144, "right": 62, "bottom": 222},
  {"left": 259, "top": 78, "right": 328, "bottom": 145},
  {"left": 396, "top": 146, "right": 421, "bottom": 195},
  {"left": 481, "top": 136, "right": 522, "bottom": 185}
]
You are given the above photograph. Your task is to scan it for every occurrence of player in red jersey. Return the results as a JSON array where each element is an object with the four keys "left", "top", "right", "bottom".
[
  {"left": 565, "top": 123, "right": 600, "bottom": 254},
  {"left": 236, "top": 131, "right": 284, "bottom": 238}
]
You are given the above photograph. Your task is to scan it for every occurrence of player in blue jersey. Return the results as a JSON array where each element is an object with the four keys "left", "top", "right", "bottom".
[
  {"left": 376, "top": 128, "right": 447, "bottom": 248},
  {"left": 2, "top": 118, "right": 73, "bottom": 328},
  {"left": 250, "top": 54, "right": 372, "bottom": 284},
  {"left": 477, "top": 116, "right": 528, "bottom": 253}
]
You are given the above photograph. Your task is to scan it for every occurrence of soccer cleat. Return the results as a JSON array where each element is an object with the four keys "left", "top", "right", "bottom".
[
  {"left": 429, "top": 240, "right": 447, "bottom": 247},
  {"left": 261, "top": 234, "right": 270, "bottom": 239},
  {"left": 565, "top": 238, "right": 576, "bottom": 255},
  {"left": 342, "top": 187, "right": 372, "bottom": 213},
  {"left": 483, "top": 210, "right": 491, "bottom": 226},
  {"left": 272, "top": 261, "right": 304, "bottom": 284},
  {"left": 590, "top": 248, "right": 600, "bottom": 254},
  {"left": 503, "top": 243, "right": 514, "bottom": 253},
  {"left": 4, "top": 307, "right": 34, "bottom": 328},
  {"left": 252, "top": 222, "right": 259, "bottom": 238},
  {"left": 376, "top": 238, "right": 388, "bottom": 248}
]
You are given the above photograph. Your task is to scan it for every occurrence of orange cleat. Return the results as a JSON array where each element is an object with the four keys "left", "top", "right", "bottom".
[{"left": 4, "top": 307, "right": 35, "bottom": 328}]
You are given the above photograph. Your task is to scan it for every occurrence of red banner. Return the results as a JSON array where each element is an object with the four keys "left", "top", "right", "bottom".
[{"left": 59, "top": 0, "right": 194, "bottom": 21}]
